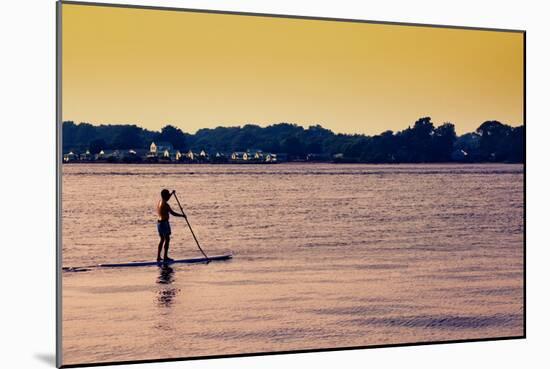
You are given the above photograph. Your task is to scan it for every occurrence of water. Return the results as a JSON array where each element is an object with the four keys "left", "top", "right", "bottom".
[{"left": 61, "top": 163, "right": 524, "bottom": 365}]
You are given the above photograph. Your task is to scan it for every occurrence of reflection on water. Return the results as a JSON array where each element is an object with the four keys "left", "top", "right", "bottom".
[
  {"left": 62, "top": 164, "right": 524, "bottom": 365},
  {"left": 157, "top": 265, "right": 175, "bottom": 285},
  {"left": 156, "top": 265, "right": 178, "bottom": 308}
]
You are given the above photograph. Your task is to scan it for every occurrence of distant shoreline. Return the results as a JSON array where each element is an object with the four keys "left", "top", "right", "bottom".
[{"left": 62, "top": 119, "right": 525, "bottom": 165}]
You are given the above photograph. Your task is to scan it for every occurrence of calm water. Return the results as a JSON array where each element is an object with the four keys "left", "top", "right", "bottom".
[{"left": 61, "top": 163, "right": 524, "bottom": 365}]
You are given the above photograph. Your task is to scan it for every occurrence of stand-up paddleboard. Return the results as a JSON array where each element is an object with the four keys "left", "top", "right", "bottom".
[{"left": 98, "top": 253, "right": 232, "bottom": 268}]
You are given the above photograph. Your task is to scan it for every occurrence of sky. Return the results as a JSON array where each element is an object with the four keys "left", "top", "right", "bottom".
[{"left": 62, "top": 3, "right": 524, "bottom": 135}]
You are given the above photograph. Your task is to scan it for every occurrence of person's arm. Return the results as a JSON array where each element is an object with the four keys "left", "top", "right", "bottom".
[{"left": 168, "top": 204, "right": 186, "bottom": 218}]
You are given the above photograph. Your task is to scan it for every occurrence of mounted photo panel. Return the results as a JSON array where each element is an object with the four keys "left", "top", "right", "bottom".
[{"left": 57, "top": 1, "right": 525, "bottom": 367}]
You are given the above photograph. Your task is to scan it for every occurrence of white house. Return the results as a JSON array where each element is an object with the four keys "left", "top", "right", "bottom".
[{"left": 147, "top": 142, "right": 159, "bottom": 160}]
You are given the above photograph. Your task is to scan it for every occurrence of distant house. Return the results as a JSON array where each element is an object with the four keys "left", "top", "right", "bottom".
[
  {"left": 243, "top": 152, "right": 255, "bottom": 161},
  {"left": 187, "top": 150, "right": 199, "bottom": 161},
  {"left": 212, "top": 152, "right": 228, "bottom": 164},
  {"left": 147, "top": 142, "right": 159, "bottom": 161},
  {"left": 265, "top": 153, "right": 277, "bottom": 163},
  {"left": 96, "top": 150, "right": 106, "bottom": 161},
  {"left": 123, "top": 149, "right": 145, "bottom": 163},
  {"left": 156, "top": 148, "right": 172, "bottom": 162},
  {"left": 149, "top": 142, "right": 157, "bottom": 154},
  {"left": 92, "top": 149, "right": 121, "bottom": 162},
  {"left": 175, "top": 150, "right": 183, "bottom": 161},
  {"left": 63, "top": 151, "right": 77, "bottom": 163},
  {"left": 107, "top": 150, "right": 121, "bottom": 160},
  {"left": 231, "top": 152, "right": 245, "bottom": 161},
  {"left": 79, "top": 150, "right": 92, "bottom": 161},
  {"left": 199, "top": 150, "right": 209, "bottom": 160},
  {"left": 254, "top": 151, "right": 265, "bottom": 161}
]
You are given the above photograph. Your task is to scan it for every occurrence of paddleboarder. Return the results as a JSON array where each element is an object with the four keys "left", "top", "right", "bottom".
[{"left": 156, "top": 189, "right": 186, "bottom": 262}]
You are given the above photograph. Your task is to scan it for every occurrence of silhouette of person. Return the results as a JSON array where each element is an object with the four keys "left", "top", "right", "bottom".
[{"left": 156, "top": 189, "right": 186, "bottom": 262}]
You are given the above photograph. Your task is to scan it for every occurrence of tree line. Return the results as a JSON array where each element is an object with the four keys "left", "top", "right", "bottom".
[{"left": 62, "top": 117, "right": 524, "bottom": 163}]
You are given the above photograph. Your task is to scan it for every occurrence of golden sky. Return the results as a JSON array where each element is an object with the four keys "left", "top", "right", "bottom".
[{"left": 62, "top": 3, "right": 524, "bottom": 135}]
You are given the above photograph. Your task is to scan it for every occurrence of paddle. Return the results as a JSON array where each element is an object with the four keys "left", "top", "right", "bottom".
[{"left": 172, "top": 191, "right": 210, "bottom": 262}]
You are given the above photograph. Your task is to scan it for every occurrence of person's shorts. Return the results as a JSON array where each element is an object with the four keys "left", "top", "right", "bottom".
[{"left": 157, "top": 220, "right": 171, "bottom": 237}]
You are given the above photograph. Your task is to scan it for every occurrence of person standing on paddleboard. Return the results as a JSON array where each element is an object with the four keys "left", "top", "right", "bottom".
[{"left": 156, "top": 189, "right": 186, "bottom": 262}]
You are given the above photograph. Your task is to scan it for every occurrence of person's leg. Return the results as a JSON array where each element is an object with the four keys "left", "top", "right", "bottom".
[
  {"left": 163, "top": 235, "right": 172, "bottom": 261},
  {"left": 157, "top": 236, "right": 165, "bottom": 261}
]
